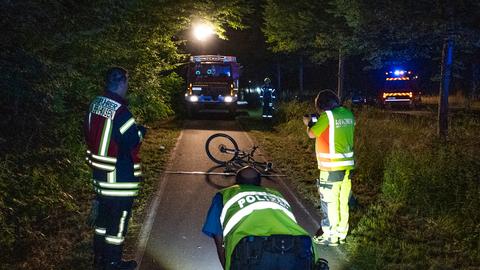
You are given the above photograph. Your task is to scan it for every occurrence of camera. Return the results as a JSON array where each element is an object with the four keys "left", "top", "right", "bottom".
[{"left": 304, "top": 113, "right": 319, "bottom": 128}]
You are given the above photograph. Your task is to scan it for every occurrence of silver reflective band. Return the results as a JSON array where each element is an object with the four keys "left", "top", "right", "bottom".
[
  {"left": 95, "top": 228, "right": 106, "bottom": 235},
  {"left": 105, "top": 235, "right": 124, "bottom": 245},
  {"left": 107, "top": 171, "right": 116, "bottom": 183},
  {"left": 120, "top": 118, "right": 135, "bottom": 134},
  {"left": 98, "top": 190, "right": 138, "bottom": 197},
  {"left": 91, "top": 154, "right": 117, "bottom": 164},
  {"left": 134, "top": 171, "right": 142, "bottom": 177},
  {"left": 317, "top": 152, "right": 354, "bottom": 159},
  {"left": 320, "top": 160, "right": 355, "bottom": 167},
  {"left": 90, "top": 161, "right": 115, "bottom": 171},
  {"left": 220, "top": 191, "right": 290, "bottom": 224},
  {"left": 95, "top": 181, "right": 139, "bottom": 189},
  {"left": 223, "top": 202, "right": 297, "bottom": 237},
  {"left": 134, "top": 164, "right": 141, "bottom": 169},
  {"left": 118, "top": 211, "right": 128, "bottom": 238},
  {"left": 100, "top": 119, "right": 112, "bottom": 156},
  {"left": 325, "top": 110, "right": 336, "bottom": 155}
]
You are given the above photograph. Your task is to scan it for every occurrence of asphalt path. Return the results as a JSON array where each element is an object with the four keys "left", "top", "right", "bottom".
[{"left": 136, "top": 116, "right": 347, "bottom": 270}]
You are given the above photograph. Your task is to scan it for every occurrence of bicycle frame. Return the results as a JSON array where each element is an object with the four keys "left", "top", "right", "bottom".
[{"left": 221, "top": 145, "right": 258, "bottom": 163}]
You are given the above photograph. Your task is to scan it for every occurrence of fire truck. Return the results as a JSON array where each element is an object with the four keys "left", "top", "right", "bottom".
[
  {"left": 185, "top": 55, "right": 240, "bottom": 115},
  {"left": 380, "top": 69, "right": 421, "bottom": 108}
]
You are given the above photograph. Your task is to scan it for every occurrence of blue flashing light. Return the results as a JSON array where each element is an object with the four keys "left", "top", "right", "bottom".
[{"left": 393, "top": 70, "right": 405, "bottom": 76}]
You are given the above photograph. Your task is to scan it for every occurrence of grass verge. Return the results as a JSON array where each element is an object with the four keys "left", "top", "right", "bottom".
[
  {"left": 240, "top": 103, "right": 479, "bottom": 269},
  {"left": 0, "top": 120, "right": 181, "bottom": 270}
]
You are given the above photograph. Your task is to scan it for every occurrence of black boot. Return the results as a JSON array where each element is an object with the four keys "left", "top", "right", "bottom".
[
  {"left": 104, "top": 260, "right": 138, "bottom": 270},
  {"left": 93, "top": 255, "right": 104, "bottom": 270},
  {"left": 93, "top": 234, "right": 105, "bottom": 269}
]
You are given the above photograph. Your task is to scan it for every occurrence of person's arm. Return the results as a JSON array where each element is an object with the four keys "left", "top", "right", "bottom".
[
  {"left": 303, "top": 115, "right": 318, "bottom": 139},
  {"left": 116, "top": 109, "right": 145, "bottom": 149},
  {"left": 202, "top": 193, "right": 225, "bottom": 268},
  {"left": 306, "top": 113, "right": 329, "bottom": 139},
  {"left": 213, "top": 235, "right": 225, "bottom": 269}
]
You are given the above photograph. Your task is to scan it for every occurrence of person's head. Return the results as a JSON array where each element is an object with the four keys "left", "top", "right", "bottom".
[
  {"left": 105, "top": 67, "right": 128, "bottom": 97},
  {"left": 264, "top": 77, "right": 271, "bottom": 85},
  {"left": 235, "top": 166, "right": 261, "bottom": 186},
  {"left": 315, "top": 89, "right": 340, "bottom": 112}
]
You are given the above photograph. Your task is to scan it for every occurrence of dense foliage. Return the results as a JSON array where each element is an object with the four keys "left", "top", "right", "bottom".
[
  {"left": 0, "top": 1, "right": 250, "bottom": 268},
  {"left": 263, "top": 0, "right": 480, "bottom": 95}
]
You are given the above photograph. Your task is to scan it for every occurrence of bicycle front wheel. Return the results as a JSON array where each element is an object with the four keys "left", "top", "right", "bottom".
[{"left": 205, "top": 133, "right": 239, "bottom": 164}]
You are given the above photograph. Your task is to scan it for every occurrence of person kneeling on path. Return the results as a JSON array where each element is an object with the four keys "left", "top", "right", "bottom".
[
  {"left": 202, "top": 166, "right": 326, "bottom": 270},
  {"left": 303, "top": 90, "right": 355, "bottom": 247}
]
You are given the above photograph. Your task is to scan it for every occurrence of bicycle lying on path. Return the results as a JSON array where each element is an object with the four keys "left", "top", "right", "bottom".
[{"left": 205, "top": 133, "right": 273, "bottom": 173}]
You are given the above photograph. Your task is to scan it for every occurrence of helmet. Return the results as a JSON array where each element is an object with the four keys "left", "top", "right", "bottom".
[
  {"left": 264, "top": 77, "right": 271, "bottom": 84},
  {"left": 315, "top": 89, "right": 340, "bottom": 111}
]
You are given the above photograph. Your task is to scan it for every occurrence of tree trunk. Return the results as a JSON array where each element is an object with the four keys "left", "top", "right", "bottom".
[
  {"left": 298, "top": 55, "right": 304, "bottom": 94},
  {"left": 467, "top": 62, "right": 479, "bottom": 110},
  {"left": 465, "top": 63, "right": 473, "bottom": 110},
  {"left": 276, "top": 57, "right": 281, "bottom": 95},
  {"left": 438, "top": 37, "right": 454, "bottom": 139},
  {"left": 337, "top": 49, "right": 345, "bottom": 101}
]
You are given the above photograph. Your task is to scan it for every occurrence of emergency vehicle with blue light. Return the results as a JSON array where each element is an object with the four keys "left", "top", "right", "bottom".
[{"left": 380, "top": 69, "right": 421, "bottom": 108}]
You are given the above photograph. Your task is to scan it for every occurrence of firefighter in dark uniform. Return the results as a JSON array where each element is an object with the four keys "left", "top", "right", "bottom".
[
  {"left": 261, "top": 77, "right": 276, "bottom": 118},
  {"left": 84, "top": 67, "right": 146, "bottom": 270}
]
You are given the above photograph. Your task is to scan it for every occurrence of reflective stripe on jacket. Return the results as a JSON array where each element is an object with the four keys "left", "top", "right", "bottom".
[
  {"left": 310, "top": 107, "right": 355, "bottom": 171},
  {"left": 84, "top": 91, "right": 144, "bottom": 197},
  {"left": 219, "top": 185, "right": 309, "bottom": 269}
]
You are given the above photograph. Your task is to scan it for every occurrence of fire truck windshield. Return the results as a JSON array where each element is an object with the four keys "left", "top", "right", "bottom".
[{"left": 193, "top": 63, "right": 232, "bottom": 78}]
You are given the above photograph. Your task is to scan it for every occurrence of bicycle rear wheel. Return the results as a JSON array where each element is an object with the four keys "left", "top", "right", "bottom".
[{"left": 205, "top": 133, "right": 240, "bottom": 164}]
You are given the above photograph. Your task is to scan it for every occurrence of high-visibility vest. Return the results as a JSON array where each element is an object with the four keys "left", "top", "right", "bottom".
[
  {"left": 311, "top": 107, "right": 355, "bottom": 171},
  {"left": 84, "top": 91, "right": 144, "bottom": 197},
  {"left": 220, "top": 185, "right": 310, "bottom": 269}
]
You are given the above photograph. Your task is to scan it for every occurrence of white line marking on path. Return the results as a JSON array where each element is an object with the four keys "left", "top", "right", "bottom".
[
  {"left": 135, "top": 130, "right": 184, "bottom": 268},
  {"left": 163, "top": 170, "right": 286, "bottom": 177}
]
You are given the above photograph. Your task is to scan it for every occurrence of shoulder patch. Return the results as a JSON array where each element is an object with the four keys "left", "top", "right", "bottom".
[{"left": 90, "top": 97, "right": 122, "bottom": 119}]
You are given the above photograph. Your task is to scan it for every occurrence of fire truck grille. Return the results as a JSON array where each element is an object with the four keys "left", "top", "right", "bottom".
[{"left": 202, "top": 87, "right": 229, "bottom": 98}]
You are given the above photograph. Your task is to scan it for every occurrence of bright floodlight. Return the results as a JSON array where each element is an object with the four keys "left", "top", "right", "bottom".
[{"left": 193, "top": 23, "right": 214, "bottom": 41}]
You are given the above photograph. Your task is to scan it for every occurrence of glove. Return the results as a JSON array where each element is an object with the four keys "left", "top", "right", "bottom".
[
  {"left": 138, "top": 125, "right": 147, "bottom": 137},
  {"left": 86, "top": 199, "right": 100, "bottom": 228}
]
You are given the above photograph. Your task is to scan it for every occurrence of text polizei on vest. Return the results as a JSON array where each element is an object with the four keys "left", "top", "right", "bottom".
[{"left": 237, "top": 193, "right": 291, "bottom": 209}]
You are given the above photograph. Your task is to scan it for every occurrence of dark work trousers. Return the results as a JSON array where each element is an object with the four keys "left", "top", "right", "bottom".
[
  {"left": 262, "top": 103, "right": 274, "bottom": 118},
  {"left": 93, "top": 195, "right": 134, "bottom": 263},
  {"left": 230, "top": 235, "right": 313, "bottom": 270}
]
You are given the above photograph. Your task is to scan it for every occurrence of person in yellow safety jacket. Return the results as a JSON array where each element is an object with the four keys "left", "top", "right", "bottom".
[
  {"left": 202, "top": 166, "right": 328, "bottom": 270},
  {"left": 303, "top": 89, "right": 355, "bottom": 247}
]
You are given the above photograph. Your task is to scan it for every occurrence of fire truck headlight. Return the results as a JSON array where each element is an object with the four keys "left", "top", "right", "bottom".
[
  {"left": 224, "top": 96, "right": 233, "bottom": 103},
  {"left": 189, "top": 95, "right": 199, "bottom": 102}
]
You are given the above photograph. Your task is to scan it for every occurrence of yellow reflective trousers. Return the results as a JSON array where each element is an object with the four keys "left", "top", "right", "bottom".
[{"left": 317, "top": 170, "right": 351, "bottom": 241}]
